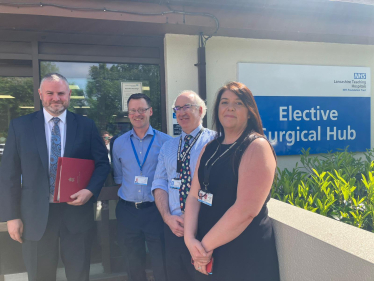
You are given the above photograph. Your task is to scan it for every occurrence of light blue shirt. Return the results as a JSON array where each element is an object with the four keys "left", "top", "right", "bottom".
[
  {"left": 152, "top": 125, "right": 216, "bottom": 216},
  {"left": 113, "top": 125, "right": 172, "bottom": 202}
]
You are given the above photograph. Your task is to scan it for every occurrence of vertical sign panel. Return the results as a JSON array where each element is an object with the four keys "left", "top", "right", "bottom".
[
  {"left": 121, "top": 82, "right": 142, "bottom": 112},
  {"left": 172, "top": 112, "right": 182, "bottom": 136},
  {"left": 238, "top": 63, "right": 371, "bottom": 155}
]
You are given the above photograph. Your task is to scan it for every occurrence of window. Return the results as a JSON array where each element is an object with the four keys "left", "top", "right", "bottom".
[
  {"left": 40, "top": 61, "right": 162, "bottom": 139},
  {"left": 0, "top": 77, "right": 34, "bottom": 162}
]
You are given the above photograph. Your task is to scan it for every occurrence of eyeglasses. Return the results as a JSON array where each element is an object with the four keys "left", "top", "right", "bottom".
[
  {"left": 173, "top": 104, "right": 198, "bottom": 113},
  {"left": 128, "top": 107, "right": 150, "bottom": 115}
]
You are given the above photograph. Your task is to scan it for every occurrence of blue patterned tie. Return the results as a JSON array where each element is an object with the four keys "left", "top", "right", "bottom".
[
  {"left": 49, "top": 117, "right": 61, "bottom": 195},
  {"left": 179, "top": 135, "right": 193, "bottom": 213}
]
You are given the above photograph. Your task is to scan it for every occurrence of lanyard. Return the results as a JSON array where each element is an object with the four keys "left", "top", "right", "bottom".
[
  {"left": 176, "top": 128, "right": 204, "bottom": 173},
  {"left": 203, "top": 141, "right": 237, "bottom": 192},
  {"left": 130, "top": 129, "right": 155, "bottom": 175}
]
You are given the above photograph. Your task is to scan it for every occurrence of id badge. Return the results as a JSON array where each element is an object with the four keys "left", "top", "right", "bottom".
[
  {"left": 134, "top": 176, "right": 148, "bottom": 185},
  {"left": 170, "top": 178, "right": 182, "bottom": 189},
  {"left": 198, "top": 190, "right": 213, "bottom": 206}
]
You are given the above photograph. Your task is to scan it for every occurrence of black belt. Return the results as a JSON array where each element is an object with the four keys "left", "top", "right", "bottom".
[{"left": 120, "top": 198, "right": 155, "bottom": 209}]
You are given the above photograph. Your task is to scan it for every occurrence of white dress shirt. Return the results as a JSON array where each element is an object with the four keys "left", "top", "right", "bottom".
[{"left": 43, "top": 108, "right": 67, "bottom": 202}]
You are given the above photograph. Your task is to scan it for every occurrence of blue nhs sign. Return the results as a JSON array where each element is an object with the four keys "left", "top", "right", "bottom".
[
  {"left": 238, "top": 63, "right": 371, "bottom": 156},
  {"left": 354, "top": 73, "right": 366, "bottom": 79}
]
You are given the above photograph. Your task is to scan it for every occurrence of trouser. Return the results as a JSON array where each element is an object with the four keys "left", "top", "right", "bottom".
[
  {"left": 22, "top": 203, "right": 93, "bottom": 281},
  {"left": 164, "top": 223, "right": 195, "bottom": 281},
  {"left": 116, "top": 200, "right": 167, "bottom": 281}
]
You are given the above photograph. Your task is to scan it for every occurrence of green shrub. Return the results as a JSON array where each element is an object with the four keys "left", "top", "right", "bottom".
[{"left": 272, "top": 148, "right": 374, "bottom": 232}]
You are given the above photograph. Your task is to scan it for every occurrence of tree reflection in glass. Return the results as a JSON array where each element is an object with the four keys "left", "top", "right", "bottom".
[{"left": 40, "top": 62, "right": 162, "bottom": 138}]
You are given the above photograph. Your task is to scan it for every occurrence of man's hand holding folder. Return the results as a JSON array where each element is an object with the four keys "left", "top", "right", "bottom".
[{"left": 68, "top": 189, "right": 93, "bottom": 206}]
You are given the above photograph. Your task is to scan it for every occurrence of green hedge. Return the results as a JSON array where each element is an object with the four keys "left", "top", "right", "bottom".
[{"left": 271, "top": 148, "right": 374, "bottom": 232}]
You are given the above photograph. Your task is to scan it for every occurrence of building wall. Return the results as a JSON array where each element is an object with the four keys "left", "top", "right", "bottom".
[
  {"left": 164, "top": 35, "right": 200, "bottom": 132},
  {"left": 164, "top": 34, "right": 374, "bottom": 170}
]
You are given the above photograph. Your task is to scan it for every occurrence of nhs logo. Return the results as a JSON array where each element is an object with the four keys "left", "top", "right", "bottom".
[{"left": 354, "top": 73, "right": 366, "bottom": 79}]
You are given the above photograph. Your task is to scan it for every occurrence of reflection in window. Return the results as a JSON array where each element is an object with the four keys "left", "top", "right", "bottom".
[
  {"left": 0, "top": 77, "right": 34, "bottom": 162},
  {"left": 40, "top": 62, "right": 162, "bottom": 138}
]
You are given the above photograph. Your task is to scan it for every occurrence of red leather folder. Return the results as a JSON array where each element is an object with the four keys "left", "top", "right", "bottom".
[{"left": 53, "top": 157, "right": 95, "bottom": 203}]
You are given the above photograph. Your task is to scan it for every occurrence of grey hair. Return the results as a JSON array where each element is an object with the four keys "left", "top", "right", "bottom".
[
  {"left": 40, "top": 73, "right": 70, "bottom": 90},
  {"left": 172, "top": 90, "right": 207, "bottom": 120}
]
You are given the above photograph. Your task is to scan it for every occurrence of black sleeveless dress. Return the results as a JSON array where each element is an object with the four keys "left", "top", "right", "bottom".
[{"left": 196, "top": 136, "right": 280, "bottom": 281}]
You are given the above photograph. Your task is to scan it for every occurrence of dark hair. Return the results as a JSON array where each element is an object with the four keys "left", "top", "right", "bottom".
[
  {"left": 127, "top": 93, "right": 151, "bottom": 107},
  {"left": 40, "top": 73, "right": 69, "bottom": 88},
  {"left": 213, "top": 81, "right": 264, "bottom": 139},
  {"left": 213, "top": 82, "right": 274, "bottom": 173}
]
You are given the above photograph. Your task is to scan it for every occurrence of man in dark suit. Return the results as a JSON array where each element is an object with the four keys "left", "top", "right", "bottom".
[{"left": 0, "top": 73, "right": 110, "bottom": 281}]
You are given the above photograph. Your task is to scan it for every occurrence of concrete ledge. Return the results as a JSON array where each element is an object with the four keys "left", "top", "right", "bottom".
[
  {"left": 3, "top": 263, "right": 129, "bottom": 281},
  {"left": 0, "top": 223, "right": 7, "bottom": 233},
  {"left": 268, "top": 199, "right": 374, "bottom": 281}
]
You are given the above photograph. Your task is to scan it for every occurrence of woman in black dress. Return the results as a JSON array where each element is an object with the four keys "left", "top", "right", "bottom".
[{"left": 184, "top": 82, "right": 280, "bottom": 280}]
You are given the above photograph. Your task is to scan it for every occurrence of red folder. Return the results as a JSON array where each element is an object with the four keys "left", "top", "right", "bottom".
[
  {"left": 191, "top": 257, "right": 214, "bottom": 274},
  {"left": 53, "top": 157, "right": 95, "bottom": 203}
]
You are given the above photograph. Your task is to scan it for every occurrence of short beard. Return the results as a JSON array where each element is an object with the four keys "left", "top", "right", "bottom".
[{"left": 43, "top": 101, "right": 68, "bottom": 115}]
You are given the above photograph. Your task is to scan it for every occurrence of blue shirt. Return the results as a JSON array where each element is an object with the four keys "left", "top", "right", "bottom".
[
  {"left": 151, "top": 125, "right": 216, "bottom": 216},
  {"left": 113, "top": 125, "right": 172, "bottom": 202}
]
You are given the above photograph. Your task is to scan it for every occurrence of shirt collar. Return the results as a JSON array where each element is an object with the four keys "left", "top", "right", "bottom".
[
  {"left": 181, "top": 124, "right": 203, "bottom": 140},
  {"left": 130, "top": 125, "right": 154, "bottom": 140},
  {"left": 43, "top": 108, "right": 67, "bottom": 124}
]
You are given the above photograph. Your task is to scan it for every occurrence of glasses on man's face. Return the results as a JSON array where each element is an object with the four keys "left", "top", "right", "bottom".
[
  {"left": 173, "top": 104, "right": 198, "bottom": 113},
  {"left": 128, "top": 107, "right": 150, "bottom": 115}
]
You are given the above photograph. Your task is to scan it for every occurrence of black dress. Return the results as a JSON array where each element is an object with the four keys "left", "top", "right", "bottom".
[{"left": 196, "top": 136, "right": 280, "bottom": 281}]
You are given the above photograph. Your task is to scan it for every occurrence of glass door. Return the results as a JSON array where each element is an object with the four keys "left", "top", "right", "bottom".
[{"left": 39, "top": 61, "right": 164, "bottom": 273}]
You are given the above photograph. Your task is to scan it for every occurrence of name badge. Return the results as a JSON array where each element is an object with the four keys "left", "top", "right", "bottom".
[
  {"left": 198, "top": 190, "right": 213, "bottom": 206},
  {"left": 170, "top": 179, "right": 182, "bottom": 189},
  {"left": 134, "top": 176, "right": 148, "bottom": 185}
]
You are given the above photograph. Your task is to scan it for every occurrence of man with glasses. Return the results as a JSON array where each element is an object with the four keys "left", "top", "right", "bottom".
[
  {"left": 152, "top": 91, "right": 216, "bottom": 281},
  {"left": 112, "top": 93, "right": 171, "bottom": 281}
]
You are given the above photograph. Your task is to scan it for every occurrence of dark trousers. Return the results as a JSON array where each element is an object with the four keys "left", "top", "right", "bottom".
[
  {"left": 22, "top": 203, "right": 93, "bottom": 281},
  {"left": 164, "top": 223, "right": 195, "bottom": 281},
  {"left": 116, "top": 200, "right": 167, "bottom": 281}
]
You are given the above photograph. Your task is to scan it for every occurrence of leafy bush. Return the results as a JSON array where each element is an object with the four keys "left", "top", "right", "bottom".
[{"left": 271, "top": 148, "right": 374, "bottom": 232}]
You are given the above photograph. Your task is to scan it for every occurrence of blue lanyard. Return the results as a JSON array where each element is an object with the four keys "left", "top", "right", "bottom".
[{"left": 130, "top": 129, "right": 155, "bottom": 175}]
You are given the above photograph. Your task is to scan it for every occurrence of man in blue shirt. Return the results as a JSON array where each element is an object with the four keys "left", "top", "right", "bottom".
[
  {"left": 113, "top": 93, "right": 171, "bottom": 281},
  {"left": 152, "top": 91, "right": 216, "bottom": 281}
]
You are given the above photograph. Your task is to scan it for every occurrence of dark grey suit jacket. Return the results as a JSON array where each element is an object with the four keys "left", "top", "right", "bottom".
[{"left": 0, "top": 109, "right": 110, "bottom": 241}]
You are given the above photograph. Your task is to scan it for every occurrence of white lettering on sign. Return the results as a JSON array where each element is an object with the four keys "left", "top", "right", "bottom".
[
  {"left": 279, "top": 106, "right": 339, "bottom": 122},
  {"left": 265, "top": 126, "right": 321, "bottom": 146}
]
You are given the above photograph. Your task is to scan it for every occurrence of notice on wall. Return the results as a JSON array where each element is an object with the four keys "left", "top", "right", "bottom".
[
  {"left": 121, "top": 82, "right": 142, "bottom": 112},
  {"left": 173, "top": 112, "right": 182, "bottom": 136},
  {"left": 238, "top": 63, "right": 371, "bottom": 155}
]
